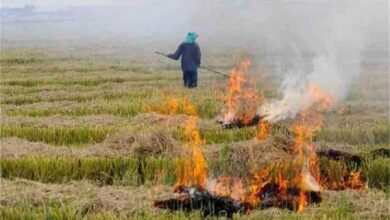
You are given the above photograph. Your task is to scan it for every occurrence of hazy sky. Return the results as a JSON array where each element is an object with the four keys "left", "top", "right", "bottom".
[
  {"left": 3, "top": 0, "right": 243, "bottom": 8},
  {"left": 2, "top": 0, "right": 145, "bottom": 8}
]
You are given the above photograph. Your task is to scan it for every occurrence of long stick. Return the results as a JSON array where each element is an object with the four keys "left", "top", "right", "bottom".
[
  {"left": 199, "top": 66, "right": 229, "bottom": 77},
  {"left": 155, "top": 51, "right": 229, "bottom": 78}
]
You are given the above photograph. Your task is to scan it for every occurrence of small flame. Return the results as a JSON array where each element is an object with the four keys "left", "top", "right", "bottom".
[
  {"left": 277, "top": 172, "right": 288, "bottom": 198},
  {"left": 246, "top": 167, "right": 270, "bottom": 207},
  {"left": 257, "top": 119, "right": 272, "bottom": 140},
  {"left": 300, "top": 172, "right": 321, "bottom": 192},
  {"left": 143, "top": 97, "right": 197, "bottom": 116},
  {"left": 212, "top": 176, "right": 247, "bottom": 202},
  {"left": 294, "top": 124, "right": 307, "bottom": 156},
  {"left": 215, "top": 176, "right": 230, "bottom": 197},
  {"left": 231, "top": 178, "right": 246, "bottom": 202},
  {"left": 297, "top": 190, "right": 307, "bottom": 213},
  {"left": 346, "top": 171, "right": 367, "bottom": 190}
]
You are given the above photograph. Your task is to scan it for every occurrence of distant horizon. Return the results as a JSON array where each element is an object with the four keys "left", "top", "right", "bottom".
[{"left": 1, "top": 0, "right": 145, "bottom": 10}]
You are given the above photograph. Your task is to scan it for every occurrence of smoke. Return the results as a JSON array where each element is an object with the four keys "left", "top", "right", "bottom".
[
  {"left": 2, "top": 1, "right": 388, "bottom": 105},
  {"left": 256, "top": 0, "right": 386, "bottom": 122}
]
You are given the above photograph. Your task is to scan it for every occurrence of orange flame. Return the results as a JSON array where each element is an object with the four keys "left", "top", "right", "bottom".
[
  {"left": 178, "top": 117, "right": 207, "bottom": 189},
  {"left": 277, "top": 172, "right": 288, "bottom": 198},
  {"left": 168, "top": 81, "right": 366, "bottom": 214},
  {"left": 215, "top": 176, "right": 230, "bottom": 197},
  {"left": 213, "top": 177, "right": 247, "bottom": 202},
  {"left": 143, "top": 97, "right": 197, "bottom": 116},
  {"left": 222, "top": 59, "right": 260, "bottom": 124},
  {"left": 231, "top": 178, "right": 246, "bottom": 202},
  {"left": 294, "top": 124, "right": 307, "bottom": 157},
  {"left": 346, "top": 171, "right": 367, "bottom": 190},
  {"left": 246, "top": 167, "right": 270, "bottom": 207},
  {"left": 297, "top": 190, "right": 307, "bottom": 213},
  {"left": 289, "top": 83, "right": 334, "bottom": 212},
  {"left": 174, "top": 159, "right": 193, "bottom": 189},
  {"left": 257, "top": 119, "right": 272, "bottom": 140},
  {"left": 174, "top": 115, "right": 208, "bottom": 190}
]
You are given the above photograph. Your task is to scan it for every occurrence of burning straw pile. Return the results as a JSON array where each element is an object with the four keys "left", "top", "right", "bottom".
[
  {"left": 153, "top": 60, "right": 367, "bottom": 219},
  {"left": 217, "top": 60, "right": 265, "bottom": 128}
]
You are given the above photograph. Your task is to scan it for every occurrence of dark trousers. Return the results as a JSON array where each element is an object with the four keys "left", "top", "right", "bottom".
[{"left": 183, "top": 70, "right": 198, "bottom": 88}]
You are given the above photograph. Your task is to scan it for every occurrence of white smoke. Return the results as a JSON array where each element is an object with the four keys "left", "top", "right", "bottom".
[{"left": 259, "top": 1, "right": 377, "bottom": 122}]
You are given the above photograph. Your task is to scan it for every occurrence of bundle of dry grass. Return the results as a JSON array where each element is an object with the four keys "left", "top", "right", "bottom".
[{"left": 104, "top": 127, "right": 181, "bottom": 157}]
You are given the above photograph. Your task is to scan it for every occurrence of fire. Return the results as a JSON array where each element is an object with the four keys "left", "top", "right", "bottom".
[
  {"left": 143, "top": 97, "right": 197, "bottom": 116},
  {"left": 257, "top": 119, "right": 272, "bottom": 140},
  {"left": 277, "top": 172, "right": 288, "bottom": 198},
  {"left": 174, "top": 117, "right": 208, "bottom": 189},
  {"left": 212, "top": 176, "right": 246, "bottom": 202},
  {"left": 165, "top": 98, "right": 180, "bottom": 115},
  {"left": 175, "top": 111, "right": 207, "bottom": 189},
  {"left": 231, "top": 178, "right": 246, "bottom": 201},
  {"left": 297, "top": 190, "right": 307, "bottom": 213},
  {"left": 214, "top": 176, "right": 230, "bottom": 197},
  {"left": 346, "top": 171, "right": 367, "bottom": 190},
  {"left": 222, "top": 59, "right": 261, "bottom": 125},
  {"left": 294, "top": 124, "right": 307, "bottom": 156},
  {"left": 166, "top": 80, "right": 367, "bottom": 215},
  {"left": 309, "top": 84, "right": 333, "bottom": 109},
  {"left": 283, "top": 83, "right": 334, "bottom": 211},
  {"left": 246, "top": 166, "right": 270, "bottom": 207},
  {"left": 192, "top": 141, "right": 207, "bottom": 188}
]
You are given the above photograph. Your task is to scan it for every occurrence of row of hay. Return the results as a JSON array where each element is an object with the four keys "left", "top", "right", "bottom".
[{"left": 1, "top": 156, "right": 388, "bottom": 192}]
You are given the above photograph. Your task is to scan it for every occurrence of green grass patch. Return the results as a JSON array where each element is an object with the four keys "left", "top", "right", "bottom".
[
  {"left": 0, "top": 203, "right": 199, "bottom": 220},
  {"left": 1, "top": 91, "right": 151, "bottom": 106},
  {"left": 173, "top": 127, "right": 257, "bottom": 144},
  {"left": 195, "top": 98, "right": 222, "bottom": 119},
  {"left": 4, "top": 102, "right": 145, "bottom": 118},
  {"left": 0, "top": 157, "right": 179, "bottom": 185},
  {"left": 1, "top": 75, "right": 179, "bottom": 87},
  {"left": 0, "top": 57, "right": 43, "bottom": 65},
  {"left": 363, "top": 157, "right": 390, "bottom": 193},
  {"left": 0, "top": 126, "right": 113, "bottom": 146},
  {"left": 0, "top": 156, "right": 253, "bottom": 186},
  {"left": 1, "top": 96, "right": 41, "bottom": 105},
  {"left": 316, "top": 122, "right": 390, "bottom": 145},
  {"left": 2, "top": 155, "right": 386, "bottom": 194}
]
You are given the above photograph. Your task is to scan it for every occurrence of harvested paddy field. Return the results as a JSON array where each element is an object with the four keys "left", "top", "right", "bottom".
[
  {"left": 1, "top": 3, "right": 390, "bottom": 219},
  {"left": 1, "top": 47, "right": 389, "bottom": 220}
]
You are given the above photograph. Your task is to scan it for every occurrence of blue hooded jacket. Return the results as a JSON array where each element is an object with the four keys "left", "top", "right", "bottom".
[{"left": 168, "top": 32, "right": 201, "bottom": 72}]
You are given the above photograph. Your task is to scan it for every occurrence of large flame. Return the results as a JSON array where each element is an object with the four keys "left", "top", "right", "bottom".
[
  {"left": 184, "top": 118, "right": 208, "bottom": 188},
  {"left": 286, "top": 83, "right": 334, "bottom": 211},
  {"left": 174, "top": 101, "right": 208, "bottom": 190},
  {"left": 171, "top": 83, "right": 365, "bottom": 214},
  {"left": 222, "top": 59, "right": 260, "bottom": 124}
]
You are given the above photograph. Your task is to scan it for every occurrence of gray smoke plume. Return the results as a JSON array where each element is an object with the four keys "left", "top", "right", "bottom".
[{"left": 256, "top": 0, "right": 385, "bottom": 122}]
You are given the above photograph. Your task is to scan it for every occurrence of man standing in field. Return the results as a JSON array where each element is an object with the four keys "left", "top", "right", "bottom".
[{"left": 167, "top": 32, "right": 201, "bottom": 88}]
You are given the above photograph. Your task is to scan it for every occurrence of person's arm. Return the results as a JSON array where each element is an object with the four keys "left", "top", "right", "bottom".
[{"left": 167, "top": 43, "right": 183, "bottom": 60}]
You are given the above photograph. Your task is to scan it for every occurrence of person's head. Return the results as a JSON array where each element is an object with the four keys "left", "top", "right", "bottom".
[{"left": 184, "top": 32, "right": 198, "bottom": 44}]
